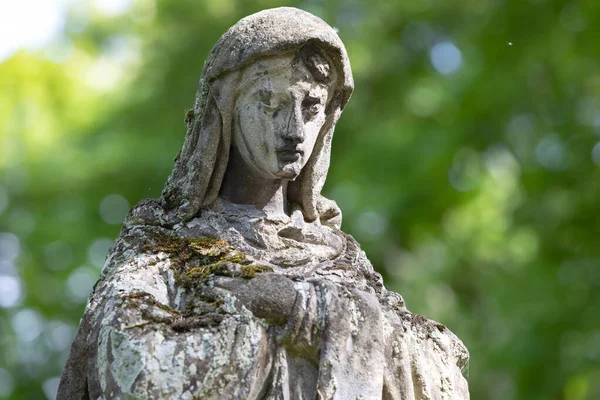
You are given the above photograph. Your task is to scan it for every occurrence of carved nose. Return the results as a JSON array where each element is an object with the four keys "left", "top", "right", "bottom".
[{"left": 284, "top": 102, "right": 305, "bottom": 143}]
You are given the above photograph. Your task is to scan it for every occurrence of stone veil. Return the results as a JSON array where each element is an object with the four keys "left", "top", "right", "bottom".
[
  {"left": 58, "top": 7, "right": 470, "bottom": 400},
  {"left": 126, "top": 6, "right": 353, "bottom": 229}
]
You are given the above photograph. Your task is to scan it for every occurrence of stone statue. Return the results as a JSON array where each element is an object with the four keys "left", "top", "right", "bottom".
[{"left": 58, "top": 7, "right": 469, "bottom": 400}]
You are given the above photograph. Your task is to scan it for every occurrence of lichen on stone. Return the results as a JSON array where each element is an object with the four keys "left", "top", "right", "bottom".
[{"left": 123, "top": 291, "right": 178, "bottom": 315}]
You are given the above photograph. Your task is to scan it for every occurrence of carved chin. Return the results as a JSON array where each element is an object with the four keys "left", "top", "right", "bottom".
[{"left": 277, "top": 162, "right": 302, "bottom": 180}]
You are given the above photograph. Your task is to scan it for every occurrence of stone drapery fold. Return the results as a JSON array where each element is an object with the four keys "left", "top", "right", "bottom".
[{"left": 58, "top": 223, "right": 469, "bottom": 399}]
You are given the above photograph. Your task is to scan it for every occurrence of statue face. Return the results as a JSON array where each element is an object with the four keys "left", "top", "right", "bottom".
[{"left": 233, "top": 55, "right": 334, "bottom": 180}]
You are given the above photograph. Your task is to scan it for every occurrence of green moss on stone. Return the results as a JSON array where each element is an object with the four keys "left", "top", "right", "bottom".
[
  {"left": 224, "top": 251, "right": 248, "bottom": 264},
  {"left": 141, "top": 230, "right": 262, "bottom": 290},
  {"left": 141, "top": 232, "right": 229, "bottom": 263},
  {"left": 178, "top": 263, "right": 229, "bottom": 289},
  {"left": 240, "top": 264, "right": 274, "bottom": 279}
]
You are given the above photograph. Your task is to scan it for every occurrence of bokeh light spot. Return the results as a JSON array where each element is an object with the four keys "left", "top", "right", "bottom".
[
  {"left": 0, "top": 275, "right": 21, "bottom": 308},
  {"left": 483, "top": 145, "right": 521, "bottom": 183},
  {"left": 87, "top": 238, "right": 114, "bottom": 268},
  {"left": 7, "top": 208, "right": 36, "bottom": 237},
  {"left": 43, "top": 376, "right": 61, "bottom": 400},
  {"left": 505, "top": 113, "right": 538, "bottom": 161},
  {"left": 0, "top": 260, "right": 17, "bottom": 276},
  {"left": 405, "top": 81, "right": 446, "bottom": 117},
  {"left": 43, "top": 241, "right": 73, "bottom": 271},
  {"left": 508, "top": 227, "right": 539, "bottom": 264},
  {"left": 591, "top": 142, "right": 600, "bottom": 167},
  {"left": 429, "top": 41, "right": 462, "bottom": 75},
  {"left": 206, "top": 0, "right": 234, "bottom": 18},
  {"left": 0, "top": 185, "right": 8, "bottom": 216},
  {"left": 575, "top": 97, "right": 599, "bottom": 126},
  {"left": 535, "top": 134, "right": 568, "bottom": 171},
  {"left": 329, "top": 182, "right": 360, "bottom": 213},
  {"left": 0, "top": 233, "right": 20, "bottom": 262},
  {"left": 560, "top": 4, "right": 587, "bottom": 33},
  {"left": 0, "top": 368, "right": 14, "bottom": 398},
  {"left": 99, "top": 194, "right": 129, "bottom": 225},
  {"left": 55, "top": 195, "right": 86, "bottom": 223},
  {"left": 11, "top": 308, "right": 43, "bottom": 343},
  {"left": 45, "top": 321, "right": 76, "bottom": 352},
  {"left": 449, "top": 148, "right": 481, "bottom": 192},
  {"left": 66, "top": 266, "right": 98, "bottom": 303},
  {"left": 3, "top": 165, "right": 30, "bottom": 195},
  {"left": 356, "top": 211, "right": 388, "bottom": 240},
  {"left": 426, "top": 283, "right": 457, "bottom": 317},
  {"left": 402, "top": 22, "right": 436, "bottom": 51}
]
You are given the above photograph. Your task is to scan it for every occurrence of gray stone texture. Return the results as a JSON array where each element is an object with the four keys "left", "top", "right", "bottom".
[{"left": 58, "top": 7, "right": 469, "bottom": 400}]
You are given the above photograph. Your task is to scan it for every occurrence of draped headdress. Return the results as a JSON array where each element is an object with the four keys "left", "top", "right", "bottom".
[{"left": 126, "top": 7, "right": 354, "bottom": 228}]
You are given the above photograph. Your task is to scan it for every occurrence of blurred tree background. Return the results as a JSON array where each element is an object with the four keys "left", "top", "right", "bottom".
[{"left": 1, "top": 0, "right": 599, "bottom": 399}]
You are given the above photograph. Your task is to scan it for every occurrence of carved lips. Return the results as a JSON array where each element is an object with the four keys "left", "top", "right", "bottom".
[{"left": 276, "top": 146, "right": 304, "bottom": 162}]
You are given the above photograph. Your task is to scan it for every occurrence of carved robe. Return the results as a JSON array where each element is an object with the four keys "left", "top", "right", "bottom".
[{"left": 59, "top": 201, "right": 469, "bottom": 399}]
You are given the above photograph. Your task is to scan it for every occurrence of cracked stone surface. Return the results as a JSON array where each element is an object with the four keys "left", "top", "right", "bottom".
[{"left": 58, "top": 7, "right": 469, "bottom": 400}]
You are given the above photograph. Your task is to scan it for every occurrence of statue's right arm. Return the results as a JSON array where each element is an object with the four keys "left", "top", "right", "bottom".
[{"left": 58, "top": 241, "right": 273, "bottom": 400}]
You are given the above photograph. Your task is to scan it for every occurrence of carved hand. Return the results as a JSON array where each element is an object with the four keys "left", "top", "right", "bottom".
[{"left": 210, "top": 273, "right": 297, "bottom": 326}]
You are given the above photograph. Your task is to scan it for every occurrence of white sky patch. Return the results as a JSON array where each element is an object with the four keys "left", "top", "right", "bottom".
[
  {"left": 0, "top": 0, "right": 67, "bottom": 62},
  {"left": 91, "top": 0, "right": 133, "bottom": 16},
  {"left": 430, "top": 41, "right": 463, "bottom": 75}
]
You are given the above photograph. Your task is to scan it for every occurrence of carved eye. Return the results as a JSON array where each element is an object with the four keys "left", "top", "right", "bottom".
[
  {"left": 256, "top": 90, "right": 276, "bottom": 112},
  {"left": 302, "top": 96, "right": 323, "bottom": 120},
  {"left": 257, "top": 92, "right": 288, "bottom": 115},
  {"left": 260, "top": 100, "right": 288, "bottom": 118},
  {"left": 259, "top": 101, "right": 277, "bottom": 111}
]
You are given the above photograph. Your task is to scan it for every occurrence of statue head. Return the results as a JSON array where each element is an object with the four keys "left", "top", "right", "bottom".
[
  {"left": 233, "top": 45, "right": 337, "bottom": 181},
  {"left": 126, "top": 7, "right": 354, "bottom": 228}
]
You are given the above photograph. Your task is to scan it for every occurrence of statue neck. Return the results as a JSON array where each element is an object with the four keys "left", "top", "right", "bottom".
[{"left": 219, "top": 147, "right": 289, "bottom": 217}]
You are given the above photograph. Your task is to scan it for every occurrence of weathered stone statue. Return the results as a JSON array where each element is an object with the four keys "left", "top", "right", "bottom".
[{"left": 58, "top": 7, "right": 469, "bottom": 400}]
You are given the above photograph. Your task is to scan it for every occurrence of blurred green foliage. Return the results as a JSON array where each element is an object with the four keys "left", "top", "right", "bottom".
[{"left": 1, "top": 0, "right": 600, "bottom": 399}]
